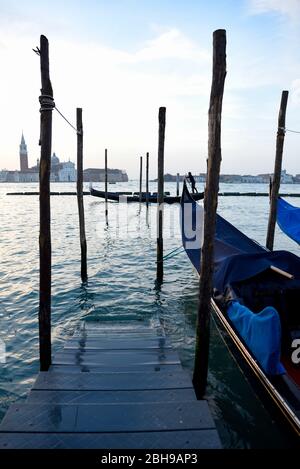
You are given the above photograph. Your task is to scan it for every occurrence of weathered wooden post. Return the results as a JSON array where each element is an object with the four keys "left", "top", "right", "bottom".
[
  {"left": 156, "top": 107, "right": 166, "bottom": 283},
  {"left": 139, "top": 156, "right": 143, "bottom": 204},
  {"left": 266, "top": 90, "right": 289, "bottom": 251},
  {"left": 146, "top": 152, "right": 149, "bottom": 206},
  {"left": 38, "top": 35, "right": 54, "bottom": 371},
  {"left": 105, "top": 148, "right": 108, "bottom": 224},
  {"left": 193, "top": 29, "right": 227, "bottom": 398},
  {"left": 176, "top": 172, "right": 180, "bottom": 196},
  {"left": 76, "top": 107, "right": 87, "bottom": 283}
]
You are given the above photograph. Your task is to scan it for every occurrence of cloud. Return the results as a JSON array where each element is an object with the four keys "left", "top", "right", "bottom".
[
  {"left": 248, "top": 0, "right": 300, "bottom": 19},
  {"left": 132, "top": 28, "right": 210, "bottom": 63}
]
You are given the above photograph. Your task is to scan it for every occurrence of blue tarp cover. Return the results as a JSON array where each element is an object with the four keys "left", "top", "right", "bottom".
[
  {"left": 181, "top": 183, "right": 300, "bottom": 291},
  {"left": 214, "top": 250, "right": 300, "bottom": 293},
  {"left": 277, "top": 197, "right": 300, "bottom": 245},
  {"left": 227, "top": 301, "right": 285, "bottom": 375}
]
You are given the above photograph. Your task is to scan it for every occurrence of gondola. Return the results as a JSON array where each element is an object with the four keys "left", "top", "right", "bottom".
[
  {"left": 277, "top": 197, "right": 300, "bottom": 245},
  {"left": 181, "top": 182, "right": 300, "bottom": 439},
  {"left": 90, "top": 186, "right": 204, "bottom": 204}
]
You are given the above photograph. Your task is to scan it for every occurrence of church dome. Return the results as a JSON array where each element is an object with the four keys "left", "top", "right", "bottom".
[{"left": 51, "top": 152, "right": 60, "bottom": 166}]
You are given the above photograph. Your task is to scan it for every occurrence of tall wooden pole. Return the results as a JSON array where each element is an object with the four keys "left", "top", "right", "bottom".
[
  {"left": 38, "top": 35, "right": 54, "bottom": 371},
  {"left": 156, "top": 107, "right": 166, "bottom": 283},
  {"left": 176, "top": 172, "right": 180, "bottom": 196},
  {"left": 193, "top": 29, "right": 227, "bottom": 398},
  {"left": 266, "top": 90, "right": 289, "bottom": 251},
  {"left": 146, "top": 152, "right": 149, "bottom": 207},
  {"left": 76, "top": 108, "right": 87, "bottom": 283},
  {"left": 105, "top": 148, "right": 108, "bottom": 224},
  {"left": 139, "top": 156, "right": 143, "bottom": 204}
]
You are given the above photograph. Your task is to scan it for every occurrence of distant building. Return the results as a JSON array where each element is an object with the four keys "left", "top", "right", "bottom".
[
  {"left": 51, "top": 153, "right": 60, "bottom": 167},
  {"left": 19, "top": 132, "right": 28, "bottom": 171},
  {"left": 0, "top": 135, "right": 79, "bottom": 182},
  {"left": 0, "top": 170, "right": 9, "bottom": 182},
  {"left": 0, "top": 170, "right": 20, "bottom": 182},
  {"left": 220, "top": 174, "right": 243, "bottom": 183},
  {"left": 17, "top": 133, "right": 39, "bottom": 181},
  {"left": 18, "top": 170, "right": 39, "bottom": 182},
  {"left": 256, "top": 170, "right": 293, "bottom": 184},
  {"left": 153, "top": 173, "right": 205, "bottom": 183},
  {"left": 50, "top": 153, "right": 77, "bottom": 182},
  {"left": 151, "top": 170, "right": 296, "bottom": 185},
  {"left": 294, "top": 174, "right": 300, "bottom": 183},
  {"left": 1, "top": 134, "right": 129, "bottom": 183},
  {"left": 280, "top": 169, "right": 293, "bottom": 184},
  {"left": 241, "top": 175, "right": 264, "bottom": 183},
  {"left": 83, "top": 168, "right": 128, "bottom": 183},
  {"left": 194, "top": 173, "right": 206, "bottom": 183},
  {"left": 58, "top": 160, "right": 77, "bottom": 182},
  {"left": 256, "top": 174, "right": 271, "bottom": 183}
]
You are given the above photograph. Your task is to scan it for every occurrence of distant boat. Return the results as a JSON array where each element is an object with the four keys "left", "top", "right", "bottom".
[
  {"left": 90, "top": 186, "right": 204, "bottom": 204},
  {"left": 181, "top": 182, "right": 300, "bottom": 438},
  {"left": 277, "top": 197, "right": 300, "bottom": 245}
]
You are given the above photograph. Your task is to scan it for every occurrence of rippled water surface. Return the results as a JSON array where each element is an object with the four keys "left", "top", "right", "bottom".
[{"left": 0, "top": 181, "right": 299, "bottom": 448}]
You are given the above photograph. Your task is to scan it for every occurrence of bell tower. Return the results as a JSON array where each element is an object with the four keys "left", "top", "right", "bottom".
[{"left": 19, "top": 132, "right": 28, "bottom": 171}]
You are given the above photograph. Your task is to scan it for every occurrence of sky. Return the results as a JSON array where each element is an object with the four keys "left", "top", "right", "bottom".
[{"left": 0, "top": 0, "right": 300, "bottom": 178}]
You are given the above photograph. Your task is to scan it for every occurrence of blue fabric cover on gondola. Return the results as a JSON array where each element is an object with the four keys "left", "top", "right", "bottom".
[
  {"left": 277, "top": 197, "right": 300, "bottom": 245},
  {"left": 180, "top": 182, "right": 300, "bottom": 288},
  {"left": 227, "top": 301, "right": 285, "bottom": 375},
  {"left": 213, "top": 250, "right": 300, "bottom": 293}
]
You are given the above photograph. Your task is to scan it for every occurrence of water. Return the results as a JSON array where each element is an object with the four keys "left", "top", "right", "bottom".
[{"left": 0, "top": 181, "right": 299, "bottom": 448}]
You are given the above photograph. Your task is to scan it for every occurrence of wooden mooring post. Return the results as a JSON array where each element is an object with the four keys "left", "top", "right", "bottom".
[
  {"left": 139, "top": 156, "right": 143, "bottom": 204},
  {"left": 76, "top": 108, "right": 87, "bottom": 283},
  {"left": 176, "top": 172, "right": 180, "bottom": 196},
  {"left": 146, "top": 152, "right": 149, "bottom": 207},
  {"left": 105, "top": 148, "right": 108, "bottom": 224},
  {"left": 266, "top": 90, "right": 289, "bottom": 251},
  {"left": 193, "top": 29, "right": 227, "bottom": 398},
  {"left": 38, "top": 35, "right": 54, "bottom": 371},
  {"left": 156, "top": 107, "right": 166, "bottom": 284}
]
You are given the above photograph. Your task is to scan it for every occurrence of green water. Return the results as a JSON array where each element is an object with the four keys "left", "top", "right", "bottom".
[{"left": 0, "top": 181, "right": 299, "bottom": 447}]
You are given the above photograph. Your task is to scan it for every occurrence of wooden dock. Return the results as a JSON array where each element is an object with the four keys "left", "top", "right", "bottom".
[{"left": 0, "top": 321, "right": 221, "bottom": 449}]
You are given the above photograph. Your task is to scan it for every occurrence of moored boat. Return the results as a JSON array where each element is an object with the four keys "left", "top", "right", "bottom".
[
  {"left": 91, "top": 186, "right": 204, "bottom": 204},
  {"left": 181, "top": 182, "right": 300, "bottom": 439}
]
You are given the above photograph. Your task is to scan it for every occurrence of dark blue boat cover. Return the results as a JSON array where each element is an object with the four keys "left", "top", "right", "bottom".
[
  {"left": 277, "top": 197, "right": 300, "bottom": 245},
  {"left": 181, "top": 182, "right": 300, "bottom": 375}
]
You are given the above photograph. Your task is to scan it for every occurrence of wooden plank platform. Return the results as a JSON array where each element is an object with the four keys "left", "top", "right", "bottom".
[
  {"left": 49, "top": 364, "right": 183, "bottom": 373},
  {"left": 0, "top": 321, "right": 221, "bottom": 449}
]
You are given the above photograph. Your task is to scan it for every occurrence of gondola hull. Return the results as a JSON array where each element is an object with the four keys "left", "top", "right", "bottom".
[
  {"left": 90, "top": 187, "right": 204, "bottom": 204},
  {"left": 180, "top": 182, "right": 300, "bottom": 440}
]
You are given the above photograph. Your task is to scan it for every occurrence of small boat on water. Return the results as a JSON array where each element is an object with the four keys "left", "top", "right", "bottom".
[
  {"left": 90, "top": 186, "right": 204, "bottom": 204},
  {"left": 277, "top": 197, "right": 300, "bottom": 245},
  {"left": 181, "top": 182, "right": 300, "bottom": 439}
]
